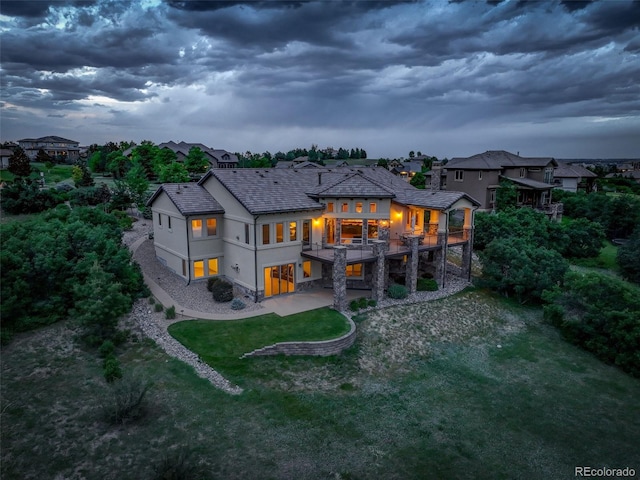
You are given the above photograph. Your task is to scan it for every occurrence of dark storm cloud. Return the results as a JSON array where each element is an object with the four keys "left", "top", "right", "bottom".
[{"left": 1, "top": 0, "right": 638, "bottom": 157}]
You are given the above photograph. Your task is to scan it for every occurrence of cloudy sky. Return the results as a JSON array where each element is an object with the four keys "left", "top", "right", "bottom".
[{"left": 1, "top": 0, "right": 639, "bottom": 159}]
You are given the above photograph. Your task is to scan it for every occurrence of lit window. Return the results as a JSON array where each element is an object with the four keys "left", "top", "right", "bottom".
[
  {"left": 193, "top": 260, "right": 204, "bottom": 278},
  {"left": 276, "top": 223, "right": 284, "bottom": 243},
  {"left": 355, "top": 202, "right": 363, "bottom": 213},
  {"left": 346, "top": 263, "right": 363, "bottom": 277},
  {"left": 208, "top": 258, "right": 218, "bottom": 276},
  {"left": 289, "top": 221, "right": 297, "bottom": 241},
  {"left": 303, "top": 260, "right": 311, "bottom": 278},
  {"left": 192, "top": 219, "right": 203, "bottom": 238},
  {"left": 262, "top": 224, "right": 270, "bottom": 245},
  {"left": 207, "top": 218, "right": 217, "bottom": 236},
  {"left": 369, "top": 202, "right": 377, "bottom": 213},
  {"left": 327, "top": 202, "right": 334, "bottom": 212},
  {"left": 455, "top": 170, "right": 464, "bottom": 181},
  {"left": 341, "top": 203, "right": 349, "bottom": 212}
]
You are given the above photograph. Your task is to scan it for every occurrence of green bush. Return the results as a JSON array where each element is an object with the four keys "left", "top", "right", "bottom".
[
  {"left": 148, "top": 297, "right": 155, "bottom": 305},
  {"left": 103, "top": 355, "right": 123, "bottom": 383},
  {"left": 387, "top": 284, "right": 408, "bottom": 299},
  {"left": 368, "top": 299, "right": 377, "bottom": 307},
  {"left": 544, "top": 271, "right": 640, "bottom": 377},
  {"left": 154, "top": 303, "right": 164, "bottom": 312},
  {"left": 230, "top": 298, "right": 245, "bottom": 310},
  {"left": 98, "top": 340, "right": 115, "bottom": 358},
  {"left": 358, "top": 297, "right": 368, "bottom": 309},
  {"left": 207, "top": 277, "right": 221, "bottom": 292},
  {"left": 212, "top": 280, "right": 233, "bottom": 303},
  {"left": 349, "top": 300, "right": 360, "bottom": 312},
  {"left": 111, "top": 210, "right": 133, "bottom": 231},
  {"left": 165, "top": 305, "right": 176, "bottom": 319},
  {"left": 417, "top": 278, "right": 438, "bottom": 291}
]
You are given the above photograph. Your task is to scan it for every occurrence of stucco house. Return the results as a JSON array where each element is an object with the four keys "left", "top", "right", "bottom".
[
  {"left": 158, "top": 141, "right": 238, "bottom": 169},
  {"left": 147, "top": 167, "right": 479, "bottom": 309},
  {"left": 444, "top": 150, "right": 559, "bottom": 214},
  {"left": 17, "top": 136, "right": 80, "bottom": 162},
  {"left": 553, "top": 163, "right": 597, "bottom": 193}
]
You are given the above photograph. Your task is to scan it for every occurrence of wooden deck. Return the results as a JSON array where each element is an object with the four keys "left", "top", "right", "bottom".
[{"left": 301, "top": 234, "right": 469, "bottom": 265}]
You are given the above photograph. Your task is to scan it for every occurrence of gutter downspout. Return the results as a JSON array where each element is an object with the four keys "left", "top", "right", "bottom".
[
  {"left": 185, "top": 216, "right": 191, "bottom": 285},
  {"left": 254, "top": 215, "right": 260, "bottom": 303}
]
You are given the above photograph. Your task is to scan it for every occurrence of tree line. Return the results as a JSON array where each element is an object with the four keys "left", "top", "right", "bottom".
[{"left": 473, "top": 189, "right": 640, "bottom": 377}]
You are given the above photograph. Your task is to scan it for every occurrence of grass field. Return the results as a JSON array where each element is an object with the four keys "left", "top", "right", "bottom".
[
  {"left": 2, "top": 290, "right": 638, "bottom": 479},
  {"left": 570, "top": 241, "right": 619, "bottom": 271}
]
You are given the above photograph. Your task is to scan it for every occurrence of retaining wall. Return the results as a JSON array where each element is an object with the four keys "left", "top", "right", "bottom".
[{"left": 241, "top": 316, "right": 356, "bottom": 358}]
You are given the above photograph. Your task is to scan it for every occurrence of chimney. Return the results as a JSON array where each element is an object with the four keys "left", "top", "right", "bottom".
[{"left": 430, "top": 162, "right": 442, "bottom": 191}]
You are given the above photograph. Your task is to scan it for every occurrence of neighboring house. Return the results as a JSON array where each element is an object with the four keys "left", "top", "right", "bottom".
[
  {"left": 605, "top": 171, "right": 640, "bottom": 184},
  {"left": 553, "top": 164, "right": 597, "bottom": 193},
  {"left": 390, "top": 160, "right": 425, "bottom": 181},
  {"left": 444, "top": 150, "right": 559, "bottom": 214},
  {"left": 275, "top": 160, "right": 319, "bottom": 169},
  {"left": 158, "top": 141, "right": 238, "bottom": 169},
  {"left": 147, "top": 167, "right": 480, "bottom": 308},
  {"left": 0, "top": 148, "right": 13, "bottom": 169},
  {"left": 17, "top": 136, "right": 80, "bottom": 162}
]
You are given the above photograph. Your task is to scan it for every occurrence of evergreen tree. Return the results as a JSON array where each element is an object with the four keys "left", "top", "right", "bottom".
[
  {"left": 8, "top": 147, "right": 31, "bottom": 177},
  {"left": 184, "top": 147, "right": 210, "bottom": 174}
]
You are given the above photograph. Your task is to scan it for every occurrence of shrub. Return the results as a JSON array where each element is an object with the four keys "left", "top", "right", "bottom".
[
  {"left": 98, "top": 340, "right": 115, "bottom": 358},
  {"left": 103, "top": 355, "right": 123, "bottom": 383},
  {"left": 230, "top": 298, "right": 245, "bottom": 310},
  {"left": 349, "top": 300, "right": 360, "bottom": 312},
  {"left": 417, "top": 278, "right": 438, "bottom": 292},
  {"left": 212, "top": 280, "right": 233, "bottom": 303},
  {"left": 358, "top": 297, "right": 368, "bottom": 309},
  {"left": 207, "top": 277, "right": 221, "bottom": 292},
  {"left": 101, "top": 374, "right": 151, "bottom": 425},
  {"left": 154, "top": 303, "right": 164, "bottom": 312},
  {"left": 165, "top": 305, "right": 176, "bottom": 319},
  {"left": 368, "top": 299, "right": 377, "bottom": 307},
  {"left": 151, "top": 447, "right": 204, "bottom": 480},
  {"left": 387, "top": 284, "right": 408, "bottom": 299},
  {"left": 148, "top": 297, "right": 155, "bottom": 305},
  {"left": 111, "top": 209, "right": 133, "bottom": 231}
]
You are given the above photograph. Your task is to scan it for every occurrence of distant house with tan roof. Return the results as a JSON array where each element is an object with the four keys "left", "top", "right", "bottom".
[
  {"left": 444, "top": 150, "right": 559, "bottom": 214},
  {"left": 147, "top": 167, "right": 480, "bottom": 308},
  {"left": 158, "top": 141, "right": 238, "bottom": 169},
  {"left": 17, "top": 136, "right": 80, "bottom": 162}
]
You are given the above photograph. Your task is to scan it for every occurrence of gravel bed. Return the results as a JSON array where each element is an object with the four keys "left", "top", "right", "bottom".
[
  {"left": 126, "top": 299, "right": 243, "bottom": 395},
  {"left": 126, "top": 219, "right": 264, "bottom": 315}
]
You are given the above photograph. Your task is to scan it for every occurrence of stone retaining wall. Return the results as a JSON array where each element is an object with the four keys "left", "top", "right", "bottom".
[{"left": 241, "top": 316, "right": 356, "bottom": 358}]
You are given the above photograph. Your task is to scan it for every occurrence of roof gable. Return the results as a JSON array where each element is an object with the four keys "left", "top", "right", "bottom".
[
  {"left": 447, "top": 150, "right": 557, "bottom": 169},
  {"left": 147, "top": 183, "right": 224, "bottom": 216}
]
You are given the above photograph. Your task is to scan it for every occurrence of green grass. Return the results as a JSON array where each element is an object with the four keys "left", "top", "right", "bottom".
[
  {"left": 169, "top": 307, "right": 351, "bottom": 381},
  {"left": 2, "top": 293, "right": 639, "bottom": 480},
  {"left": 570, "top": 241, "right": 619, "bottom": 271},
  {"left": 30, "top": 162, "right": 74, "bottom": 185}
]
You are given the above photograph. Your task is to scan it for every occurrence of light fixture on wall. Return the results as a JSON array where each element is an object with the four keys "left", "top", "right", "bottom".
[{"left": 231, "top": 263, "right": 239, "bottom": 272}]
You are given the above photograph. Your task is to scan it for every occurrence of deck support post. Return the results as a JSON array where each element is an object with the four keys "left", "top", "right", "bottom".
[{"left": 332, "top": 246, "right": 348, "bottom": 311}]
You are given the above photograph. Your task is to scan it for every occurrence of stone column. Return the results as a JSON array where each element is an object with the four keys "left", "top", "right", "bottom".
[
  {"left": 462, "top": 239, "right": 472, "bottom": 281},
  {"left": 371, "top": 240, "right": 388, "bottom": 302},
  {"left": 405, "top": 235, "right": 420, "bottom": 294},
  {"left": 434, "top": 232, "right": 448, "bottom": 288},
  {"left": 378, "top": 225, "right": 390, "bottom": 243},
  {"left": 333, "top": 246, "right": 348, "bottom": 311}
]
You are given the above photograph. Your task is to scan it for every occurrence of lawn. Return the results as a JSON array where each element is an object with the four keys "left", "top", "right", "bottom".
[
  {"left": 2, "top": 290, "right": 639, "bottom": 479},
  {"left": 570, "top": 240, "right": 619, "bottom": 271},
  {"left": 168, "top": 307, "right": 351, "bottom": 381}
]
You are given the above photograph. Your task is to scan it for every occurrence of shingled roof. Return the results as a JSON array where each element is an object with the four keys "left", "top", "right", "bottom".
[
  {"left": 200, "top": 167, "right": 479, "bottom": 214},
  {"left": 447, "top": 150, "right": 557, "bottom": 169},
  {"left": 147, "top": 183, "right": 224, "bottom": 216},
  {"left": 554, "top": 164, "right": 597, "bottom": 179}
]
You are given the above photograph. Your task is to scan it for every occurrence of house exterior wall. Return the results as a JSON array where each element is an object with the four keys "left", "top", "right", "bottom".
[
  {"left": 556, "top": 178, "right": 579, "bottom": 193},
  {"left": 151, "top": 193, "right": 189, "bottom": 277},
  {"left": 446, "top": 169, "right": 498, "bottom": 210}
]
